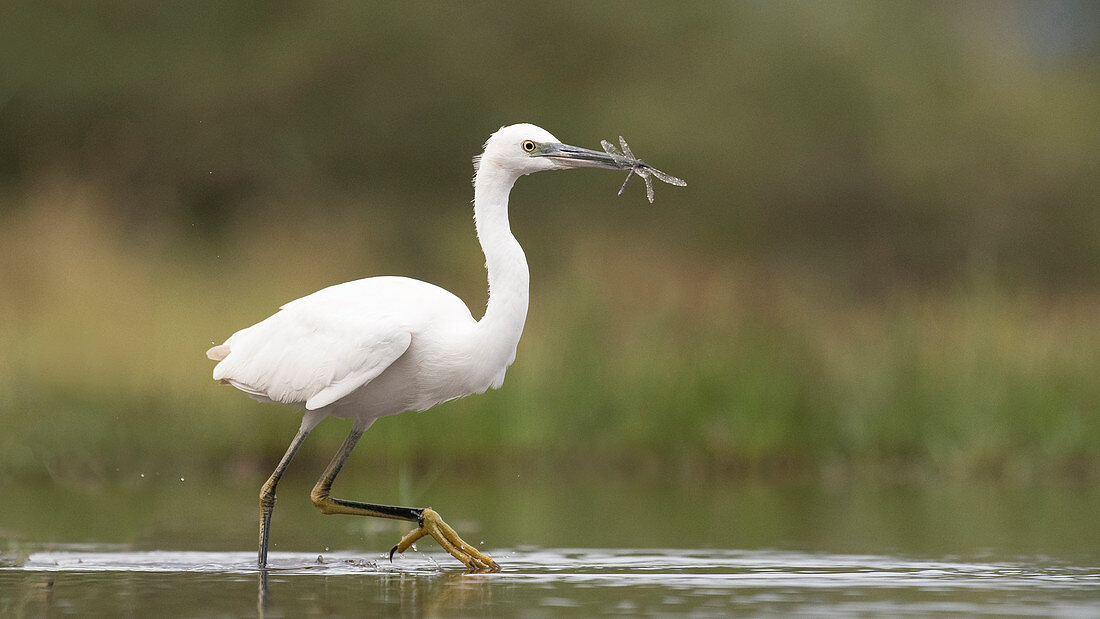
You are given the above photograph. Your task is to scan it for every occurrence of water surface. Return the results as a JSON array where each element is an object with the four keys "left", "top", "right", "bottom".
[
  {"left": 4, "top": 547, "right": 1098, "bottom": 616},
  {"left": 2, "top": 477, "right": 1098, "bottom": 615}
]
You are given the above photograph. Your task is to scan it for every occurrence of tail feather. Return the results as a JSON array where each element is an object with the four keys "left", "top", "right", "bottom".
[{"left": 206, "top": 343, "right": 230, "bottom": 361}]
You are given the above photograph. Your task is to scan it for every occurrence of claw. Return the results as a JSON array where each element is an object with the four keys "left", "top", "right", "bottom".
[{"left": 390, "top": 508, "right": 501, "bottom": 572}]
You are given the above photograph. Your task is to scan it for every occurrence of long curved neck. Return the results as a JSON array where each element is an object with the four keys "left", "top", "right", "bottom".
[{"left": 473, "top": 166, "right": 529, "bottom": 358}]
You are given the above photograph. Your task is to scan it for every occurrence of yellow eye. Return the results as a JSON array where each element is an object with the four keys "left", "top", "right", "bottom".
[{"left": 522, "top": 140, "right": 536, "bottom": 152}]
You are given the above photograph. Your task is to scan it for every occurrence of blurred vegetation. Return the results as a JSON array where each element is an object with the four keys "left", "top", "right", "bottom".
[{"left": 1, "top": 2, "right": 1098, "bottom": 482}]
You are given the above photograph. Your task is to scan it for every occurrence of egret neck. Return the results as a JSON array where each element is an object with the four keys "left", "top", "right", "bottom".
[
  {"left": 207, "top": 124, "right": 684, "bottom": 573},
  {"left": 473, "top": 163, "right": 529, "bottom": 369}
]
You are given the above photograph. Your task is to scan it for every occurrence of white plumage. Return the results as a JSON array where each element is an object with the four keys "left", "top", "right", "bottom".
[
  {"left": 209, "top": 276, "right": 484, "bottom": 415},
  {"left": 208, "top": 125, "right": 559, "bottom": 423},
  {"left": 206, "top": 123, "right": 656, "bottom": 571}
]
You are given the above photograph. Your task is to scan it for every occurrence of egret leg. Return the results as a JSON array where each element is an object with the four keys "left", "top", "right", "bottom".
[
  {"left": 310, "top": 426, "right": 501, "bottom": 572},
  {"left": 258, "top": 425, "right": 312, "bottom": 568}
]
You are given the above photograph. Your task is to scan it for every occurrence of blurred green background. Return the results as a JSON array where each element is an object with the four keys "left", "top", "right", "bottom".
[{"left": 1, "top": 1, "right": 1098, "bottom": 485}]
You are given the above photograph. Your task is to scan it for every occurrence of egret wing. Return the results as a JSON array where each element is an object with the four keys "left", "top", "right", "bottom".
[
  {"left": 302, "top": 328, "right": 412, "bottom": 410},
  {"left": 212, "top": 303, "right": 412, "bottom": 411}
]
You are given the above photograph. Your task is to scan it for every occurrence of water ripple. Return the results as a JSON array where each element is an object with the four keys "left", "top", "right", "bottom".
[
  {"left": 5, "top": 547, "right": 1098, "bottom": 615},
  {"left": 10, "top": 546, "right": 1097, "bottom": 589}
]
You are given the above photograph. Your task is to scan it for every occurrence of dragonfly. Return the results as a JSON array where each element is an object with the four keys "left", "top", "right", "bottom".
[{"left": 601, "top": 136, "right": 687, "bottom": 203}]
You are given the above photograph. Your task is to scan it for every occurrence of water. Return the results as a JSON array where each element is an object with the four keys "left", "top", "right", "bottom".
[
  {"left": 2, "top": 477, "right": 1098, "bottom": 615},
  {"left": 5, "top": 547, "right": 1098, "bottom": 616}
]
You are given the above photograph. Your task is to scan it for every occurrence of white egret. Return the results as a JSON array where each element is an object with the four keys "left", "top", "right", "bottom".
[{"left": 207, "top": 123, "right": 685, "bottom": 571}]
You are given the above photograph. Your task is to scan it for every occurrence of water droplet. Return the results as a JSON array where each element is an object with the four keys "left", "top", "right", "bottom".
[
  {"left": 140, "top": 473, "right": 145, "bottom": 478},
  {"left": 180, "top": 477, "right": 185, "bottom": 482}
]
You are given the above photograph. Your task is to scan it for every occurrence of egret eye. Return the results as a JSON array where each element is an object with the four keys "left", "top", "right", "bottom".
[{"left": 522, "top": 140, "right": 536, "bottom": 152}]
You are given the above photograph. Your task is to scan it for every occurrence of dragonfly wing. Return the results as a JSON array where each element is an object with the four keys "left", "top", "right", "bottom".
[
  {"left": 619, "top": 136, "right": 635, "bottom": 160},
  {"left": 649, "top": 167, "right": 688, "bottom": 186},
  {"left": 602, "top": 134, "right": 686, "bottom": 201},
  {"left": 641, "top": 170, "right": 655, "bottom": 203}
]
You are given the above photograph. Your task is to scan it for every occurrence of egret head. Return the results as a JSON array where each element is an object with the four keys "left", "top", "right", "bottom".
[{"left": 476, "top": 123, "right": 628, "bottom": 178}]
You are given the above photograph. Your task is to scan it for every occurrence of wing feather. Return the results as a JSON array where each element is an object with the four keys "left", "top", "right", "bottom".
[{"left": 211, "top": 293, "right": 413, "bottom": 409}]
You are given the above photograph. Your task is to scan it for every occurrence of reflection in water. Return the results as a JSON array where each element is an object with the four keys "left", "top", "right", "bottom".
[
  {"left": 3, "top": 479, "right": 1099, "bottom": 614},
  {"left": 8, "top": 574, "right": 54, "bottom": 616},
  {"left": 4, "top": 548, "right": 1098, "bottom": 616},
  {"left": 390, "top": 571, "right": 492, "bottom": 617},
  {"left": 257, "top": 569, "right": 267, "bottom": 618},
  {"left": 256, "top": 557, "right": 491, "bottom": 617}
]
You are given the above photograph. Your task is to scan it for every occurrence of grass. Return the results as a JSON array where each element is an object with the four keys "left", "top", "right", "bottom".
[{"left": 1, "top": 188, "right": 1098, "bottom": 484}]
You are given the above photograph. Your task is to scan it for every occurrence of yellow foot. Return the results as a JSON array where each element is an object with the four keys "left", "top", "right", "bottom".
[{"left": 389, "top": 508, "right": 500, "bottom": 572}]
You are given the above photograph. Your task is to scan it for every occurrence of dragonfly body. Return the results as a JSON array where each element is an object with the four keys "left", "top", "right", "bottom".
[{"left": 601, "top": 136, "right": 687, "bottom": 203}]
